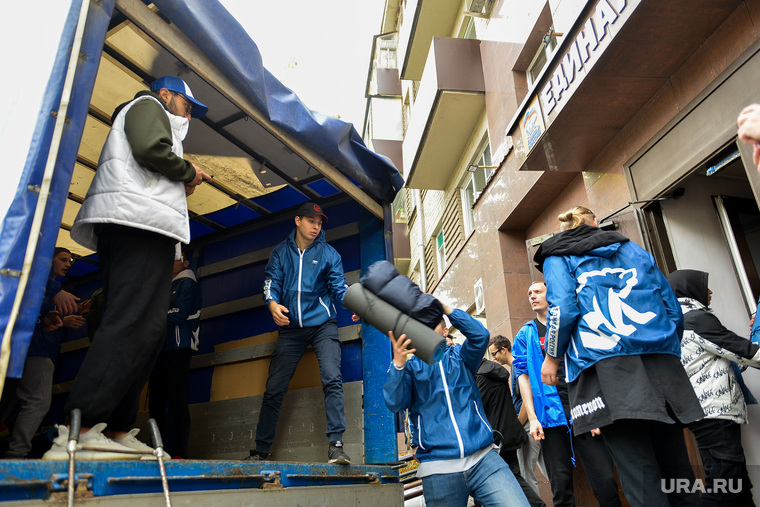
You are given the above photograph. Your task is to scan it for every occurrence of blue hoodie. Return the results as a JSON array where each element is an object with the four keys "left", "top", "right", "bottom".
[
  {"left": 537, "top": 226, "right": 682, "bottom": 383},
  {"left": 383, "top": 309, "right": 494, "bottom": 463},
  {"left": 263, "top": 228, "right": 348, "bottom": 328}
]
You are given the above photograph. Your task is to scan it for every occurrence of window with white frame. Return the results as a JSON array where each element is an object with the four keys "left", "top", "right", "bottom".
[
  {"left": 527, "top": 26, "right": 559, "bottom": 87},
  {"left": 461, "top": 141, "right": 494, "bottom": 235},
  {"left": 436, "top": 230, "right": 446, "bottom": 275},
  {"left": 462, "top": 17, "right": 477, "bottom": 40}
]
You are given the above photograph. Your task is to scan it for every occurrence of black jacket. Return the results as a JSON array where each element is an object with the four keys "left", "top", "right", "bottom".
[
  {"left": 533, "top": 224, "right": 629, "bottom": 272},
  {"left": 476, "top": 358, "right": 528, "bottom": 452}
]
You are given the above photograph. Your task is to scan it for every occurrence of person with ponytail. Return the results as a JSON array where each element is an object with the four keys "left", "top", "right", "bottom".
[{"left": 534, "top": 206, "right": 704, "bottom": 507}]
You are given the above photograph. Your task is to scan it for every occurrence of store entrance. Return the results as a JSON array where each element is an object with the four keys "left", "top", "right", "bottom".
[
  {"left": 641, "top": 138, "right": 760, "bottom": 476},
  {"left": 643, "top": 140, "right": 760, "bottom": 328}
]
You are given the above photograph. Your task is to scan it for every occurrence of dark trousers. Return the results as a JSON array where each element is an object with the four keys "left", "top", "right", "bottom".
[
  {"left": 149, "top": 348, "right": 193, "bottom": 458},
  {"left": 502, "top": 448, "right": 546, "bottom": 507},
  {"left": 541, "top": 425, "right": 575, "bottom": 507},
  {"left": 64, "top": 225, "right": 174, "bottom": 431},
  {"left": 254, "top": 321, "right": 345, "bottom": 452},
  {"left": 574, "top": 432, "right": 622, "bottom": 507},
  {"left": 541, "top": 425, "right": 622, "bottom": 507},
  {"left": 602, "top": 419, "right": 701, "bottom": 507},
  {"left": 688, "top": 418, "right": 754, "bottom": 507}
]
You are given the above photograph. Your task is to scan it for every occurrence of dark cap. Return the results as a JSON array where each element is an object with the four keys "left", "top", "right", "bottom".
[{"left": 295, "top": 202, "right": 328, "bottom": 222}]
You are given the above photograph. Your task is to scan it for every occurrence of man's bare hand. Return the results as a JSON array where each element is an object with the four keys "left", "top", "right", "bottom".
[
  {"left": 529, "top": 418, "right": 545, "bottom": 441},
  {"left": 268, "top": 301, "right": 290, "bottom": 326},
  {"left": 53, "top": 290, "right": 79, "bottom": 316},
  {"left": 541, "top": 355, "right": 561, "bottom": 386},
  {"left": 389, "top": 330, "right": 416, "bottom": 369},
  {"left": 63, "top": 315, "right": 87, "bottom": 329},
  {"left": 78, "top": 299, "right": 92, "bottom": 315},
  {"left": 42, "top": 311, "right": 62, "bottom": 331},
  {"left": 189, "top": 164, "right": 212, "bottom": 186},
  {"left": 185, "top": 165, "right": 212, "bottom": 196},
  {"left": 738, "top": 104, "right": 760, "bottom": 144}
]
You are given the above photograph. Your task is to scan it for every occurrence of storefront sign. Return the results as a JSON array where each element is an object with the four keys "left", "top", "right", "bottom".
[
  {"left": 541, "top": 0, "right": 634, "bottom": 116},
  {"left": 521, "top": 96, "right": 545, "bottom": 151}
]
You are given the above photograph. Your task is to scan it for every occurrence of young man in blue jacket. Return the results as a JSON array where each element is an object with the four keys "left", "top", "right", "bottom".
[
  {"left": 513, "top": 282, "right": 620, "bottom": 507},
  {"left": 384, "top": 301, "right": 529, "bottom": 507},
  {"left": 247, "top": 202, "right": 350, "bottom": 464}
]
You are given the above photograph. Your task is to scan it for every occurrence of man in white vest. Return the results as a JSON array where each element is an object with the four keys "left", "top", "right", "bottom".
[{"left": 44, "top": 76, "right": 211, "bottom": 460}]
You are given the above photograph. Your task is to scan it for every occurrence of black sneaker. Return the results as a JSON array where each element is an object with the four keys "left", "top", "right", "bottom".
[
  {"left": 328, "top": 440, "right": 351, "bottom": 465},
  {"left": 244, "top": 450, "right": 268, "bottom": 461}
]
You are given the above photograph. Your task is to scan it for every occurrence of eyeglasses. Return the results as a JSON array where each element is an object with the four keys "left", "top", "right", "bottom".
[{"left": 173, "top": 92, "right": 193, "bottom": 117}]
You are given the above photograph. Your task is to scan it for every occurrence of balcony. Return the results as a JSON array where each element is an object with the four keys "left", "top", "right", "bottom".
[
  {"left": 398, "top": 0, "right": 462, "bottom": 81},
  {"left": 403, "top": 37, "right": 485, "bottom": 189}
]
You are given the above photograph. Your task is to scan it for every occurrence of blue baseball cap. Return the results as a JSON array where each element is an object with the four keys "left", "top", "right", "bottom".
[{"left": 151, "top": 76, "right": 208, "bottom": 119}]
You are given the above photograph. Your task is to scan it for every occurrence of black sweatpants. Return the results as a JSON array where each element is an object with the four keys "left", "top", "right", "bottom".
[
  {"left": 574, "top": 432, "right": 622, "bottom": 506},
  {"left": 542, "top": 425, "right": 622, "bottom": 507},
  {"left": 689, "top": 418, "right": 754, "bottom": 507},
  {"left": 602, "top": 419, "right": 701, "bottom": 507},
  {"left": 65, "top": 225, "right": 175, "bottom": 431},
  {"left": 541, "top": 425, "right": 575, "bottom": 507}
]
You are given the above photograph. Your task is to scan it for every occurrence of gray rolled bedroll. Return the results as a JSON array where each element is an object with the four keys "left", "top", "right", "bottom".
[{"left": 343, "top": 283, "right": 446, "bottom": 365}]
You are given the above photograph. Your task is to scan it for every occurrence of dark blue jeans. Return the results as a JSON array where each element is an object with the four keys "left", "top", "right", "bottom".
[
  {"left": 421, "top": 449, "right": 530, "bottom": 507},
  {"left": 254, "top": 321, "right": 345, "bottom": 452}
]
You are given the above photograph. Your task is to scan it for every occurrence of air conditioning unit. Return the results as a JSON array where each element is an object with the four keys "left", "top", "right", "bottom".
[{"left": 474, "top": 279, "right": 485, "bottom": 314}]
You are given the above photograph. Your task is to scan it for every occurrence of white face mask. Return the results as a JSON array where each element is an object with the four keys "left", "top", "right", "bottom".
[{"left": 169, "top": 113, "right": 189, "bottom": 141}]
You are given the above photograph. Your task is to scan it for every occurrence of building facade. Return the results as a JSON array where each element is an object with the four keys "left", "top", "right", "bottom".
[{"left": 363, "top": 0, "right": 760, "bottom": 501}]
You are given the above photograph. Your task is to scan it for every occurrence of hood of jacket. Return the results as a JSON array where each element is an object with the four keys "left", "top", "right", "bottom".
[
  {"left": 534, "top": 224, "right": 629, "bottom": 272},
  {"left": 666, "top": 269, "right": 709, "bottom": 307}
]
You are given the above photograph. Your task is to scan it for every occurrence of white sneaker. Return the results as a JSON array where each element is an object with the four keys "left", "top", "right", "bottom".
[
  {"left": 42, "top": 423, "right": 142, "bottom": 460},
  {"left": 112, "top": 428, "right": 166, "bottom": 460},
  {"left": 40, "top": 424, "right": 70, "bottom": 460}
]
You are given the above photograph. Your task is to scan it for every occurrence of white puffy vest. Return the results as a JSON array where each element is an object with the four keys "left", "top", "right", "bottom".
[{"left": 71, "top": 95, "right": 190, "bottom": 250}]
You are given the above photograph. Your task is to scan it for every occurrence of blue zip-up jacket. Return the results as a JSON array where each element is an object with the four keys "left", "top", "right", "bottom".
[
  {"left": 164, "top": 269, "right": 202, "bottom": 351},
  {"left": 263, "top": 228, "right": 348, "bottom": 328},
  {"left": 512, "top": 320, "right": 567, "bottom": 429},
  {"left": 383, "top": 309, "right": 494, "bottom": 463},
  {"left": 537, "top": 226, "right": 683, "bottom": 383}
]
